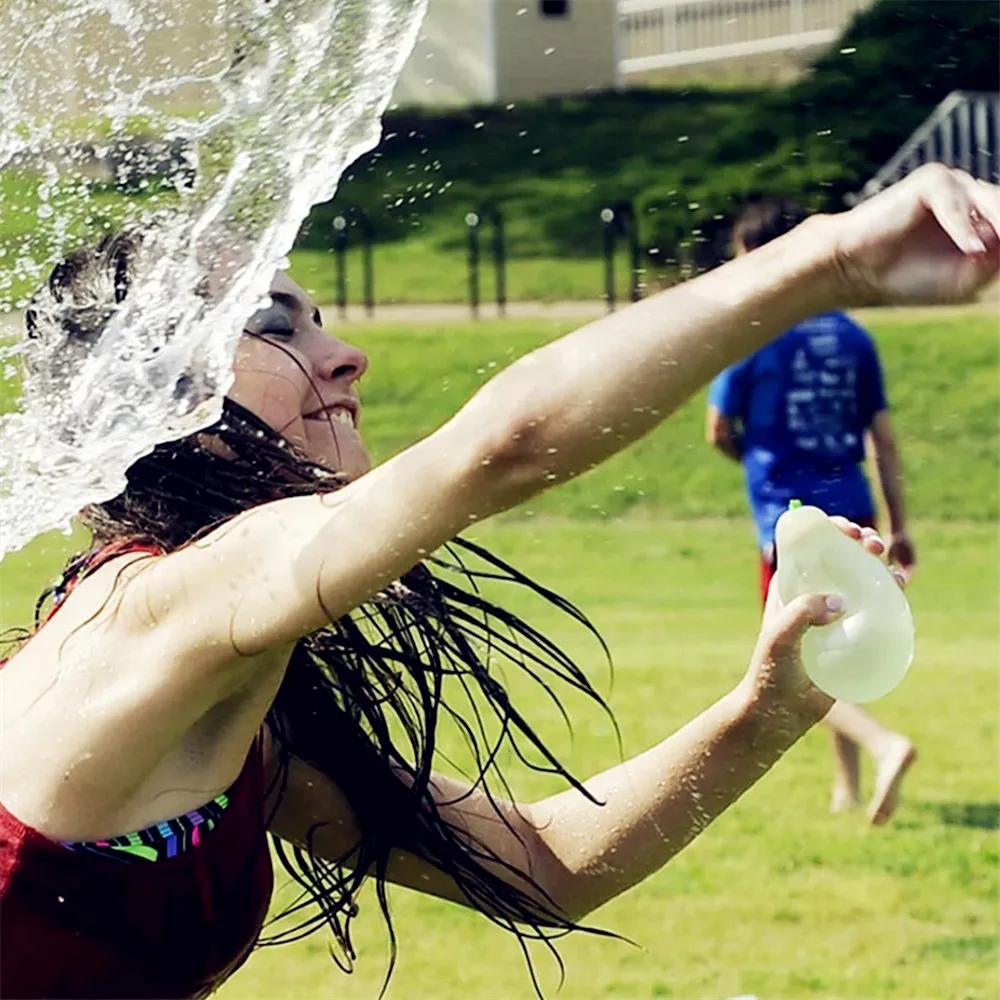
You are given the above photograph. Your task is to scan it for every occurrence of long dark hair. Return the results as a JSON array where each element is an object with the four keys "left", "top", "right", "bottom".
[{"left": 23, "top": 233, "right": 619, "bottom": 992}]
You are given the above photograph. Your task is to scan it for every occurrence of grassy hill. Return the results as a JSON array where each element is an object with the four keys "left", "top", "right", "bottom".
[
  {"left": 4, "top": 3, "right": 996, "bottom": 307},
  {"left": 295, "top": 0, "right": 999, "bottom": 300}
]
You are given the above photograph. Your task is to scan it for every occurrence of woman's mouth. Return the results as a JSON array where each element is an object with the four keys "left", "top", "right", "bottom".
[{"left": 305, "top": 404, "right": 357, "bottom": 429}]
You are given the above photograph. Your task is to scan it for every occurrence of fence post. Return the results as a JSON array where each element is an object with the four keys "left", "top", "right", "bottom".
[
  {"left": 601, "top": 201, "right": 642, "bottom": 312},
  {"left": 466, "top": 212, "right": 481, "bottom": 320},
  {"left": 331, "top": 207, "right": 377, "bottom": 319},
  {"left": 628, "top": 206, "right": 641, "bottom": 303},
  {"left": 490, "top": 207, "right": 507, "bottom": 318},
  {"left": 332, "top": 214, "right": 348, "bottom": 321},
  {"left": 601, "top": 207, "right": 617, "bottom": 312},
  {"left": 467, "top": 206, "right": 507, "bottom": 318}
]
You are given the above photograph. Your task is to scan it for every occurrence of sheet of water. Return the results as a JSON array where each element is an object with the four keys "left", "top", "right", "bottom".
[{"left": 0, "top": 0, "right": 427, "bottom": 559}]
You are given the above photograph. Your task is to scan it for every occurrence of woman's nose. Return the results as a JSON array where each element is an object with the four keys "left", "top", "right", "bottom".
[{"left": 317, "top": 336, "right": 368, "bottom": 383}]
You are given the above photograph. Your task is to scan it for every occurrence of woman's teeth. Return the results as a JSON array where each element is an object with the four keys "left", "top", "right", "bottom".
[{"left": 305, "top": 405, "right": 356, "bottom": 428}]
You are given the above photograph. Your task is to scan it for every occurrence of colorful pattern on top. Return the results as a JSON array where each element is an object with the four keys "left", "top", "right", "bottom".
[{"left": 61, "top": 791, "right": 231, "bottom": 863}]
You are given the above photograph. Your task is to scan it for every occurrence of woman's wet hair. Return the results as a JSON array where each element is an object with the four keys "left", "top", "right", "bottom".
[
  {"left": 24, "top": 236, "right": 620, "bottom": 993},
  {"left": 25, "top": 230, "right": 140, "bottom": 344}
]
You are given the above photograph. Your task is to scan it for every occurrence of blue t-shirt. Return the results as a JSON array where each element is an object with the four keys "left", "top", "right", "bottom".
[{"left": 709, "top": 312, "right": 887, "bottom": 549}]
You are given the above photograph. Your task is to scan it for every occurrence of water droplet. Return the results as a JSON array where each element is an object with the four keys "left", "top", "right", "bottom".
[{"left": 2, "top": 0, "right": 427, "bottom": 559}]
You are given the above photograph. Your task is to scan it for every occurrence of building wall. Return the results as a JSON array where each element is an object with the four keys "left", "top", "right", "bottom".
[
  {"left": 2, "top": 0, "right": 229, "bottom": 122},
  {"left": 392, "top": 0, "right": 496, "bottom": 108},
  {"left": 493, "top": 0, "right": 618, "bottom": 103}
]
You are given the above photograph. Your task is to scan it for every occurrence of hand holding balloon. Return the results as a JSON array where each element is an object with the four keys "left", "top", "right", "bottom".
[{"left": 774, "top": 503, "right": 914, "bottom": 703}]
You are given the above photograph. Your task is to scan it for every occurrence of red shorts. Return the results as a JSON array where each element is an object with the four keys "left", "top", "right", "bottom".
[{"left": 759, "top": 515, "right": 878, "bottom": 607}]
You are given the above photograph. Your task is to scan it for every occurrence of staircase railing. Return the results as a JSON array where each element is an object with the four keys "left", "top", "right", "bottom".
[{"left": 848, "top": 91, "right": 999, "bottom": 204}]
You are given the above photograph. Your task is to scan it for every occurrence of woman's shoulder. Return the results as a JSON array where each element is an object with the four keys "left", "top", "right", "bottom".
[
  {"left": 0, "top": 544, "right": 289, "bottom": 842},
  {"left": 7, "top": 543, "right": 165, "bottom": 670}
]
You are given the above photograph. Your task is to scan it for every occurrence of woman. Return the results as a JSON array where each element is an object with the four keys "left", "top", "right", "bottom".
[{"left": 1, "top": 165, "right": 997, "bottom": 999}]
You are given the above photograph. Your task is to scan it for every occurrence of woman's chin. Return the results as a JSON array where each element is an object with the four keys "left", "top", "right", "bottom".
[{"left": 304, "top": 425, "right": 370, "bottom": 479}]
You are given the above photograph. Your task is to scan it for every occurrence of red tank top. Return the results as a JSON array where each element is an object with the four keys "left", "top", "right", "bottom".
[{"left": 0, "top": 543, "right": 275, "bottom": 999}]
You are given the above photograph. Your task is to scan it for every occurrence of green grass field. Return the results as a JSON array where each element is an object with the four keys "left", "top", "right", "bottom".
[{"left": 1, "top": 309, "right": 997, "bottom": 998}]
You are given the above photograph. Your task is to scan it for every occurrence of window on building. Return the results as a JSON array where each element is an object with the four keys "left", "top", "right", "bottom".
[{"left": 540, "top": 0, "right": 569, "bottom": 17}]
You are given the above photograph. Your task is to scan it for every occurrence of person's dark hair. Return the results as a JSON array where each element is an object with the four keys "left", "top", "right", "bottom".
[
  {"left": 24, "top": 235, "right": 619, "bottom": 993},
  {"left": 731, "top": 199, "right": 809, "bottom": 253}
]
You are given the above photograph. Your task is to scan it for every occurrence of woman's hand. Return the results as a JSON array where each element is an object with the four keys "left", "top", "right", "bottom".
[
  {"left": 741, "top": 520, "right": 908, "bottom": 724},
  {"left": 829, "top": 164, "right": 999, "bottom": 306}
]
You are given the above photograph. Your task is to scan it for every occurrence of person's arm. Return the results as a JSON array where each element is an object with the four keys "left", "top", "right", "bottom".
[
  {"left": 866, "top": 410, "right": 916, "bottom": 574},
  {"left": 269, "top": 589, "right": 842, "bottom": 922},
  {"left": 120, "top": 166, "right": 996, "bottom": 682},
  {"left": 705, "top": 405, "right": 742, "bottom": 462},
  {"left": 705, "top": 362, "right": 749, "bottom": 462},
  {"left": 122, "top": 211, "right": 840, "bottom": 674}
]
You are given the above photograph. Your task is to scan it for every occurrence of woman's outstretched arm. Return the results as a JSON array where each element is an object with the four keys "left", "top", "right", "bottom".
[
  {"left": 129, "top": 167, "right": 998, "bottom": 674},
  {"left": 270, "top": 528, "right": 900, "bottom": 919},
  {"left": 269, "top": 583, "right": 846, "bottom": 921}
]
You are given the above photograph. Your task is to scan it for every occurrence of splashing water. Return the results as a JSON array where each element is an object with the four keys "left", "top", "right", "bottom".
[{"left": 0, "top": 0, "right": 427, "bottom": 559}]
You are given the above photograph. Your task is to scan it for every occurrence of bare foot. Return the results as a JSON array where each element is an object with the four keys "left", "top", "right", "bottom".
[
  {"left": 830, "top": 785, "right": 861, "bottom": 814},
  {"left": 830, "top": 731, "right": 861, "bottom": 814},
  {"left": 868, "top": 738, "right": 917, "bottom": 826}
]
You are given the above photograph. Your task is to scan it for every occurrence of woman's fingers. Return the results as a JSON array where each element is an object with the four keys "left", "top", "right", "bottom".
[
  {"left": 957, "top": 173, "right": 1000, "bottom": 246},
  {"left": 925, "top": 168, "right": 989, "bottom": 254},
  {"left": 768, "top": 593, "right": 846, "bottom": 653},
  {"left": 829, "top": 516, "right": 890, "bottom": 560},
  {"left": 860, "top": 526, "right": 885, "bottom": 557},
  {"left": 829, "top": 515, "right": 862, "bottom": 539}
]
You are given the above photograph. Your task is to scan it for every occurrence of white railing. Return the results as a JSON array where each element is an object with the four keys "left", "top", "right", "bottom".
[
  {"left": 849, "top": 91, "right": 1000, "bottom": 203},
  {"left": 619, "top": 0, "right": 874, "bottom": 74}
]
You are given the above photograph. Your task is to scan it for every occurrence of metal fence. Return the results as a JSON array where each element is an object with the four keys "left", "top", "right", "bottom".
[
  {"left": 619, "top": 0, "right": 874, "bottom": 74},
  {"left": 848, "top": 91, "right": 1000, "bottom": 204}
]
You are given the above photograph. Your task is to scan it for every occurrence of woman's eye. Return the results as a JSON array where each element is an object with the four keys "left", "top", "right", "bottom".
[{"left": 245, "top": 305, "right": 295, "bottom": 338}]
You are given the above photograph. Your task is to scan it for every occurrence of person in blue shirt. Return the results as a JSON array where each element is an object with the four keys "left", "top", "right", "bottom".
[{"left": 706, "top": 199, "right": 917, "bottom": 826}]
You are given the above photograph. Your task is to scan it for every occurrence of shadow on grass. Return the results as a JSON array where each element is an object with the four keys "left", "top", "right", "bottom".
[
  {"left": 917, "top": 934, "right": 998, "bottom": 963},
  {"left": 936, "top": 802, "right": 1000, "bottom": 830}
]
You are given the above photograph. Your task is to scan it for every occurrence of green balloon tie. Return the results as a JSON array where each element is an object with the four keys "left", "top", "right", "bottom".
[{"left": 789, "top": 499, "right": 803, "bottom": 510}]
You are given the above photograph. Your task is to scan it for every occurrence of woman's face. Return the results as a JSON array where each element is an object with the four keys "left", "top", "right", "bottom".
[{"left": 228, "top": 273, "right": 371, "bottom": 479}]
